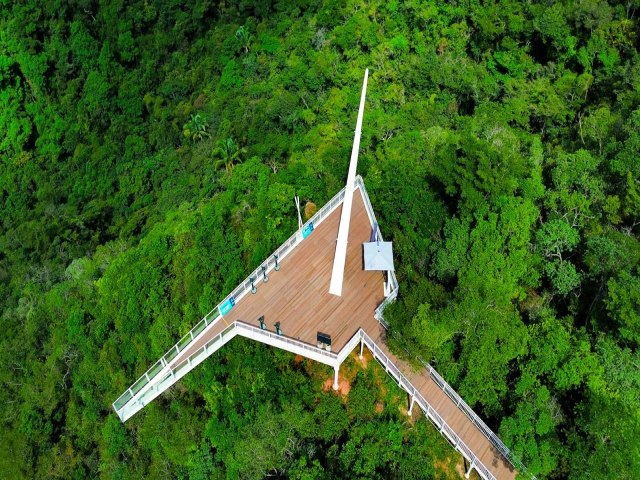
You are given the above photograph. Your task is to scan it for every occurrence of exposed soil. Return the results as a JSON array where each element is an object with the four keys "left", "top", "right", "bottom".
[{"left": 322, "top": 376, "right": 351, "bottom": 396}]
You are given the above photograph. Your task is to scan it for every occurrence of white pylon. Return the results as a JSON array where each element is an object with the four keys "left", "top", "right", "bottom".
[{"left": 329, "top": 69, "right": 369, "bottom": 296}]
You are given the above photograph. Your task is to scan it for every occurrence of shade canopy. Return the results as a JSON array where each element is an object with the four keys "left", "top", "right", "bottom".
[{"left": 363, "top": 241, "right": 395, "bottom": 271}]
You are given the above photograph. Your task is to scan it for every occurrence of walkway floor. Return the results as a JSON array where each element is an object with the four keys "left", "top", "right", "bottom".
[{"left": 170, "top": 187, "right": 516, "bottom": 480}]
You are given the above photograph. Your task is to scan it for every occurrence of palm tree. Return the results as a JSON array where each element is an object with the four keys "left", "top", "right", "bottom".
[
  {"left": 235, "top": 26, "right": 251, "bottom": 54},
  {"left": 212, "top": 137, "right": 247, "bottom": 172},
  {"left": 182, "top": 113, "right": 210, "bottom": 142}
]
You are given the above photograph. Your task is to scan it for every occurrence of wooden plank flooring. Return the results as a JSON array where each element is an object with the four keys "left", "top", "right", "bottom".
[{"left": 168, "top": 187, "right": 517, "bottom": 480}]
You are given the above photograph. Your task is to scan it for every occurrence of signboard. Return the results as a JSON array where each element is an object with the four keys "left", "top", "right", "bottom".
[
  {"left": 218, "top": 297, "right": 235, "bottom": 316},
  {"left": 317, "top": 332, "right": 331, "bottom": 345},
  {"left": 302, "top": 222, "right": 314, "bottom": 239}
]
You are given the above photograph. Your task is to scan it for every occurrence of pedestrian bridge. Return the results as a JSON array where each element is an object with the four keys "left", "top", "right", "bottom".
[{"left": 113, "top": 177, "right": 527, "bottom": 480}]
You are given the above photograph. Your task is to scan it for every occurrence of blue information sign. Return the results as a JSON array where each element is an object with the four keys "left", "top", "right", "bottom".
[
  {"left": 218, "top": 297, "right": 235, "bottom": 316},
  {"left": 302, "top": 222, "right": 314, "bottom": 239}
]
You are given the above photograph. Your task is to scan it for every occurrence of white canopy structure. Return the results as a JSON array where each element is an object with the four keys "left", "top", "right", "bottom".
[{"left": 363, "top": 240, "right": 395, "bottom": 271}]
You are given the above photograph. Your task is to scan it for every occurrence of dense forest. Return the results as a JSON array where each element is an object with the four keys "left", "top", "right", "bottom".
[{"left": 1, "top": 0, "right": 639, "bottom": 478}]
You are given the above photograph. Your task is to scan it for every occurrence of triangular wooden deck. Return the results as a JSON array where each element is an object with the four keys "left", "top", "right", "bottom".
[{"left": 113, "top": 180, "right": 521, "bottom": 480}]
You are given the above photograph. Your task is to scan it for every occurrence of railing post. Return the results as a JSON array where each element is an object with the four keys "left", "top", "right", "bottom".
[{"left": 464, "top": 459, "right": 475, "bottom": 479}]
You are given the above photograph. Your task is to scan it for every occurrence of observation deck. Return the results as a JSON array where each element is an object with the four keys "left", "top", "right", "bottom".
[{"left": 113, "top": 177, "right": 523, "bottom": 480}]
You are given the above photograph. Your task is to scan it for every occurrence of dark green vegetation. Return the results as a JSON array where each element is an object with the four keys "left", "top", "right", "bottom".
[{"left": 1, "top": 0, "right": 640, "bottom": 478}]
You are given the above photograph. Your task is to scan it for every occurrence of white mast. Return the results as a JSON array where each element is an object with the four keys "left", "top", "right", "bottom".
[
  {"left": 295, "top": 195, "right": 303, "bottom": 230},
  {"left": 329, "top": 69, "right": 369, "bottom": 297}
]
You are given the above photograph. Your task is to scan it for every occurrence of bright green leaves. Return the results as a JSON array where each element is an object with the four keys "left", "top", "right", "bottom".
[
  {"left": 536, "top": 219, "right": 581, "bottom": 295},
  {"left": 532, "top": 2, "right": 570, "bottom": 48},
  {"left": 186, "top": 441, "right": 215, "bottom": 480},
  {"left": 219, "top": 60, "right": 242, "bottom": 89},
  {"left": 434, "top": 197, "right": 539, "bottom": 295},
  {"left": 623, "top": 171, "right": 640, "bottom": 222},
  {"left": 430, "top": 131, "right": 529, "bottom": 209},
  {"left": 0, "top": 54, "right": 33, "bottom": 158},
  {"left": 313, "top": 394, "right": 349, "bottom": 443},
  {"left": 183, "top": 113, "right": 211, "bottom": 143},
  {"left": 212, "top": 137, "right": 245, "bottom": 172},
  {"left": 258, "top": 33, "right": 281, "bottom": 54},
  {"left": 581, "top": 106, "right": 616, "bottom": 155},
  {"left": 423, "top": 197, "right": 538, "bottom": 410},
  {"left": 544, "top": 260, "right": 581, "bottom": 297},
  {"left": 499, "top": 384, "right": 561, "bottom": 477},
  {"left": 80, "top": 70, "right": 111, "bottom": 122},
  {"left": 387, "top": 35, "right": 409, "bottom": 57},
  {"left": 612, "top": 109, "right": 640, "bottom": 177},
  {"left": 547, "top": 149, "right": 604, "bottom": 226},
  {"left": 525, "top": 313, "right": 599, "bottom": 391},
  {"left": 431, "top": 216, "right": 469, "bottom": 281},
  {"left": 499, "top": 311, "right": 600, "bottom": 476},
  {"left": 594, "top": 338, "right": 640, "bottom": 408},
  {"left": 606, "top": 269, "right": 640, "bottom": 345},
  {"left": 569, "top": 338, "right": 640, "bottom": 480}
]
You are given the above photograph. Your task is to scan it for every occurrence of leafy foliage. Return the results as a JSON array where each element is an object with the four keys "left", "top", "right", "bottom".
[{"left": 1, "top": 0, "right": 640, "bottom": 479}]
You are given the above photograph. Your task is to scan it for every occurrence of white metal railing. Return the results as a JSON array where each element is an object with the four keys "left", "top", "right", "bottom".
[
  {"left": 374, "top": 287, "right": 398, "bottom": 328},
  {"left": 145, "top": 320, "right": 510, "bottom": 480},
  {"left": 359, "top": 173, "right": 525, "bottom": 477},
  {"left": 112, "top": 308, "right": 223, "bottom": 411},
  {"left": 380, "top": 325, "right": 530, "bottom": 479},
  {"left": 235, "top": 321, "right": 338, "bottom": 363},
  {"left": 356, "top": 175, "right": 399, "bottom": 329},
  {"left": 359, "top": 330, "right": 497, "bottom": 480},
  {"left": 114, "top": 311, "right": 519, "bottom": 480},
  {"left": 416, "top": 354, "right": 530, "bottom": 477},
  {"left": 114, "top": 181, "right": 352, "bottom": 415},
  {"left": 114, "top": 176, "right": 411, "bottom": 417},
  {"left": 218, "top": 181, "right": 349, "bottom": 313}
]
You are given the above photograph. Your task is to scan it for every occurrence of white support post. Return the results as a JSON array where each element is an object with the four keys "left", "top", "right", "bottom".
[
  {"left": 408, "top": 395, "right": 416, "bottom": 416},
  {"left": 333, "top": 364, "right": 340, "bottom": 391},
  {"left": 329, "top": 69, "right": 369, "bottom": 297},
  {"left": 359, "top": 338, "right": 364, "bottom": 359},
  {"left": 465, "top": 460, "right": 475, "bottom": 479}
]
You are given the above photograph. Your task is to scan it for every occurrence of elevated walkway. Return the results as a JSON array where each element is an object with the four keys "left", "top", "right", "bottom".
[{"left": 113, "top": 177, "right": 526, "bottom": 480}]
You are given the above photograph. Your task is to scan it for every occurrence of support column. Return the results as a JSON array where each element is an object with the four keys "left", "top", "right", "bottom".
[
  {"left": 333, "top": 364, "right": 340, "bottom": 391},
  {"left": 408, "top": 394, "right": 416, "bottom": 416},
  {"left": 359, "top": 338, "right": 364, "bottom": 359},
  {"left": 464, "top": 459, "right": 475, "bottom": 479}
]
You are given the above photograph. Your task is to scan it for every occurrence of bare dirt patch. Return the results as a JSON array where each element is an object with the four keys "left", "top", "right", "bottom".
[{"left": 322, "top": 375, "right": 351, "bottom": 396}]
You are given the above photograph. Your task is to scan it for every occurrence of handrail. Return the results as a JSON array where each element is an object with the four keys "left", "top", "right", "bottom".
[
  {"left": 358, "top": 174, "right": 398, "bottom": 330},
  {"left": 379, "top": 326, "right": 530, "bottom": 479},
  {"left": 416, "top": 354, "right": 530, "bottom": 476},
  {"left": 235, "top": 321, "right": 338, "bottom": 361},
  {"left": 359, "top": 330, "right": 497, "bottom": 480}
]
